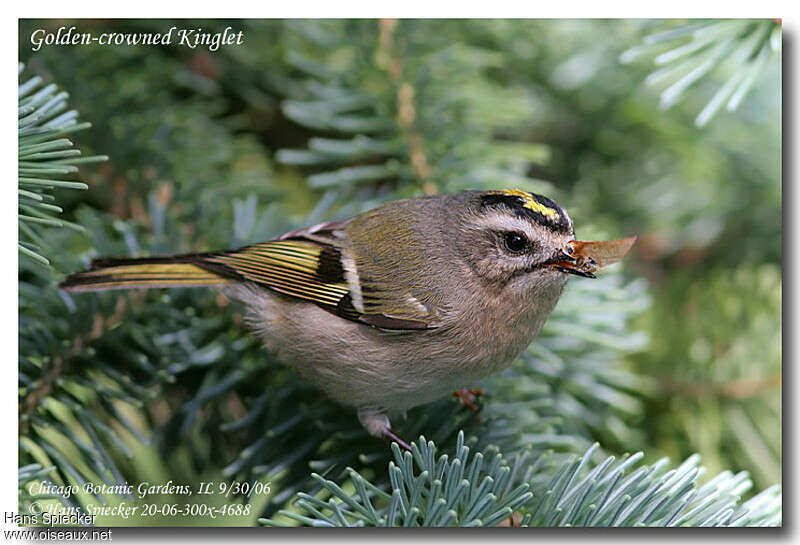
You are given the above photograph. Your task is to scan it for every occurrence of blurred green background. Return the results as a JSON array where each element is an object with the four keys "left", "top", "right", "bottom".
[{"left": 18, "top": 19, "right": 780, "bottom": 524}]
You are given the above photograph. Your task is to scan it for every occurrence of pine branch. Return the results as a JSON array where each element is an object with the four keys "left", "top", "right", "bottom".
[
  {"left": 620, "top": 20, "right": 781, "bottom": 126},
  {"left": 377, "top": 18, "right": 436, "bottom": 194},
  {"left": 275, "top": 20, "right": 550, "bottom": 197},
  {"left": 18, "top": 463, "right": 80, "bottom": 517},
  {"left": 262, "top": 432, "right": 781, "bottom": 527},
  {"left": 18, "top": 204, "right": 258, "bottom": 510},
  {"left": 18, "top": 63, "right": 108, "bottom": 266},
  {"left": 18, "top": 20, "right": 780, "bottom": 525},
  {"left": 262, "top": 432, "right": 535, "bottom": 527},
  {"left": 638, "top": 264, "right": 781, "bottom": 490}
]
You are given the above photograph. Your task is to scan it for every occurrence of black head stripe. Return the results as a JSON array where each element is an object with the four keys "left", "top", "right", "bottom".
[{"left": 480, "top": 189, "right": 573, "bottom": 234}]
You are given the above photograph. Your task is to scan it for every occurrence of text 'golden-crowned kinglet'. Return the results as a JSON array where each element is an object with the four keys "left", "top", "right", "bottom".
[{"left": 62, "top": 189, "right": 635, "bottom": 450}]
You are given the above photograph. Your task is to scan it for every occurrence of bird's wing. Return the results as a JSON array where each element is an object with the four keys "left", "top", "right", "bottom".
[
  {"left": 60, "top": 218, "right": 442, "bottom": 331},
  {"left": 207, "top": 220, "right": 439, "bottom": 331},
  {"left": 205, "top": 239, "right": 351, "bottom": 309}
]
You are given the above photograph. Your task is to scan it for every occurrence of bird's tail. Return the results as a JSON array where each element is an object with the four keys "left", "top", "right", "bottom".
[{"left": 60, "top": 254, "right": 232, "bottom": 292}]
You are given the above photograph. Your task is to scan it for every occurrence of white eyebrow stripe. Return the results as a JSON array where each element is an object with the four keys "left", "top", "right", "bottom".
[
  {"left": 472, "top": 211, "right": 539, "bottom": 240},
  {"left": 472, "top": 209, "right": 572, "bottom": 250}
]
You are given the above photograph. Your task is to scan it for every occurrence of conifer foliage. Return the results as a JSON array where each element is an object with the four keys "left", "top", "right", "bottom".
[{"left": 18, "top": 20, "right": 780, "bottom": 526}]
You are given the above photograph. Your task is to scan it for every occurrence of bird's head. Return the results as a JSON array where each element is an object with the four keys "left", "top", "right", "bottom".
[{"left": 454, "top": 189, "right": 636, "bottom": 298}]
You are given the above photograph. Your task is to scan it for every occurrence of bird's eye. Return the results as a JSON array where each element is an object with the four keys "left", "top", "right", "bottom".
[{"left": 503, "top": 232, "right": 528, "bottom": 253}]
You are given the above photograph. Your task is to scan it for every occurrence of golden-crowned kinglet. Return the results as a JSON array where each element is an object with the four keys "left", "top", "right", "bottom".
[{"left": 62, "top": 189, "right": 635, "bottom": 449}]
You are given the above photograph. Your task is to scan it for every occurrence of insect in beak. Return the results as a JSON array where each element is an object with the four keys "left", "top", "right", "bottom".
[{"left": 544, "top": 236, "right": 637, "bottom": 278}]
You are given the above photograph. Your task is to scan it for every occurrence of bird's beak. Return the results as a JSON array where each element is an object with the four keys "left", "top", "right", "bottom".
[
  {"left": 543, "top": 249, "right": 597, "bottom": 278},
  {"left": 544, "top": 236, "right": 637, "bottom": 279}
]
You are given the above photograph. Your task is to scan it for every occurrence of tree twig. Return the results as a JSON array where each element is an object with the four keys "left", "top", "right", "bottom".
[{"left": 378, "top": 19, "right": 437, "bottom": 195}]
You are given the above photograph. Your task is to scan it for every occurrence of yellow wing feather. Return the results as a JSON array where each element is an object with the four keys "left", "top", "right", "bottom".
[
  {"left": 61, "top": 263, "right": 229, "bottom": 292},
  {"left": 206, "top": 241, "right": 349, "bottom": 306}
]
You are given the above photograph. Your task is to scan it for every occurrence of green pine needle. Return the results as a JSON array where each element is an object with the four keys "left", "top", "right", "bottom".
[
  {"left": 18, "top": 63, "right": 105, "bottom": 267},
  {"left": 261, "top": 433, "right": 781, "bottom": 527},
  {"left": 620, "top": 20, "right": 780, "bottom": 126}
]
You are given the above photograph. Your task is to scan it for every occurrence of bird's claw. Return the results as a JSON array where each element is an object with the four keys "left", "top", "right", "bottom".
[{"left": 453, "top": 387, "right": 484, "bottom": 412}]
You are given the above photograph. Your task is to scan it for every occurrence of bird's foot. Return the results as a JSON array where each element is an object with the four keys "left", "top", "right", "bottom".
[
  {"left": 382, "top": 428, "right": 412, "bottom": 452},
  {"left": 357, "top": 407, "right": 412, "bottom": 452},
  {"left": 453, "top": 387, "right": 484, "bottom": 412}
]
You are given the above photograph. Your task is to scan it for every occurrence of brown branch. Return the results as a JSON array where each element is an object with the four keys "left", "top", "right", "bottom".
[
  {"left": 378, "top": 19, "right": 437, "bottom": 195},
  {"left": 19, "top": 296, "right": 131, "bottom": 432},
  {"left": 719, "top": 373, "right": 781, "bottom": 399},
  {"left": 657, "top": 372, "right": 781, "bottom": 400}
]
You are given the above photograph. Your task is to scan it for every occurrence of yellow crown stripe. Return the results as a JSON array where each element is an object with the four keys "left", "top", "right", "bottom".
[{"left": 490, "top": 189, "right": 560, "bottom": 221}]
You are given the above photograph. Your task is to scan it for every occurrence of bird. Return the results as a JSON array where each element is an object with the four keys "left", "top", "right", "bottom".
[{"left": 61, "top": 189, "right": 635, "bottom": 450}]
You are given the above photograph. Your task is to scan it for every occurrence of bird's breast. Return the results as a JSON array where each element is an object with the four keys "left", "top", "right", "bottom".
[{"left": 449, "top": 312, "right": 546, "bottom": 378}]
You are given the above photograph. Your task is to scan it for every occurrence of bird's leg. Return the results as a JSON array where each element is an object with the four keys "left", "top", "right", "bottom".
[
  {"left": 383, "top": 429, "right": 412, "bottom": 452},
  {"left": 453, "top": 387, "right": 484, "bottom": 412},
  {"left": 357, "top": 407, "right": 412, "bottom": 452}
]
